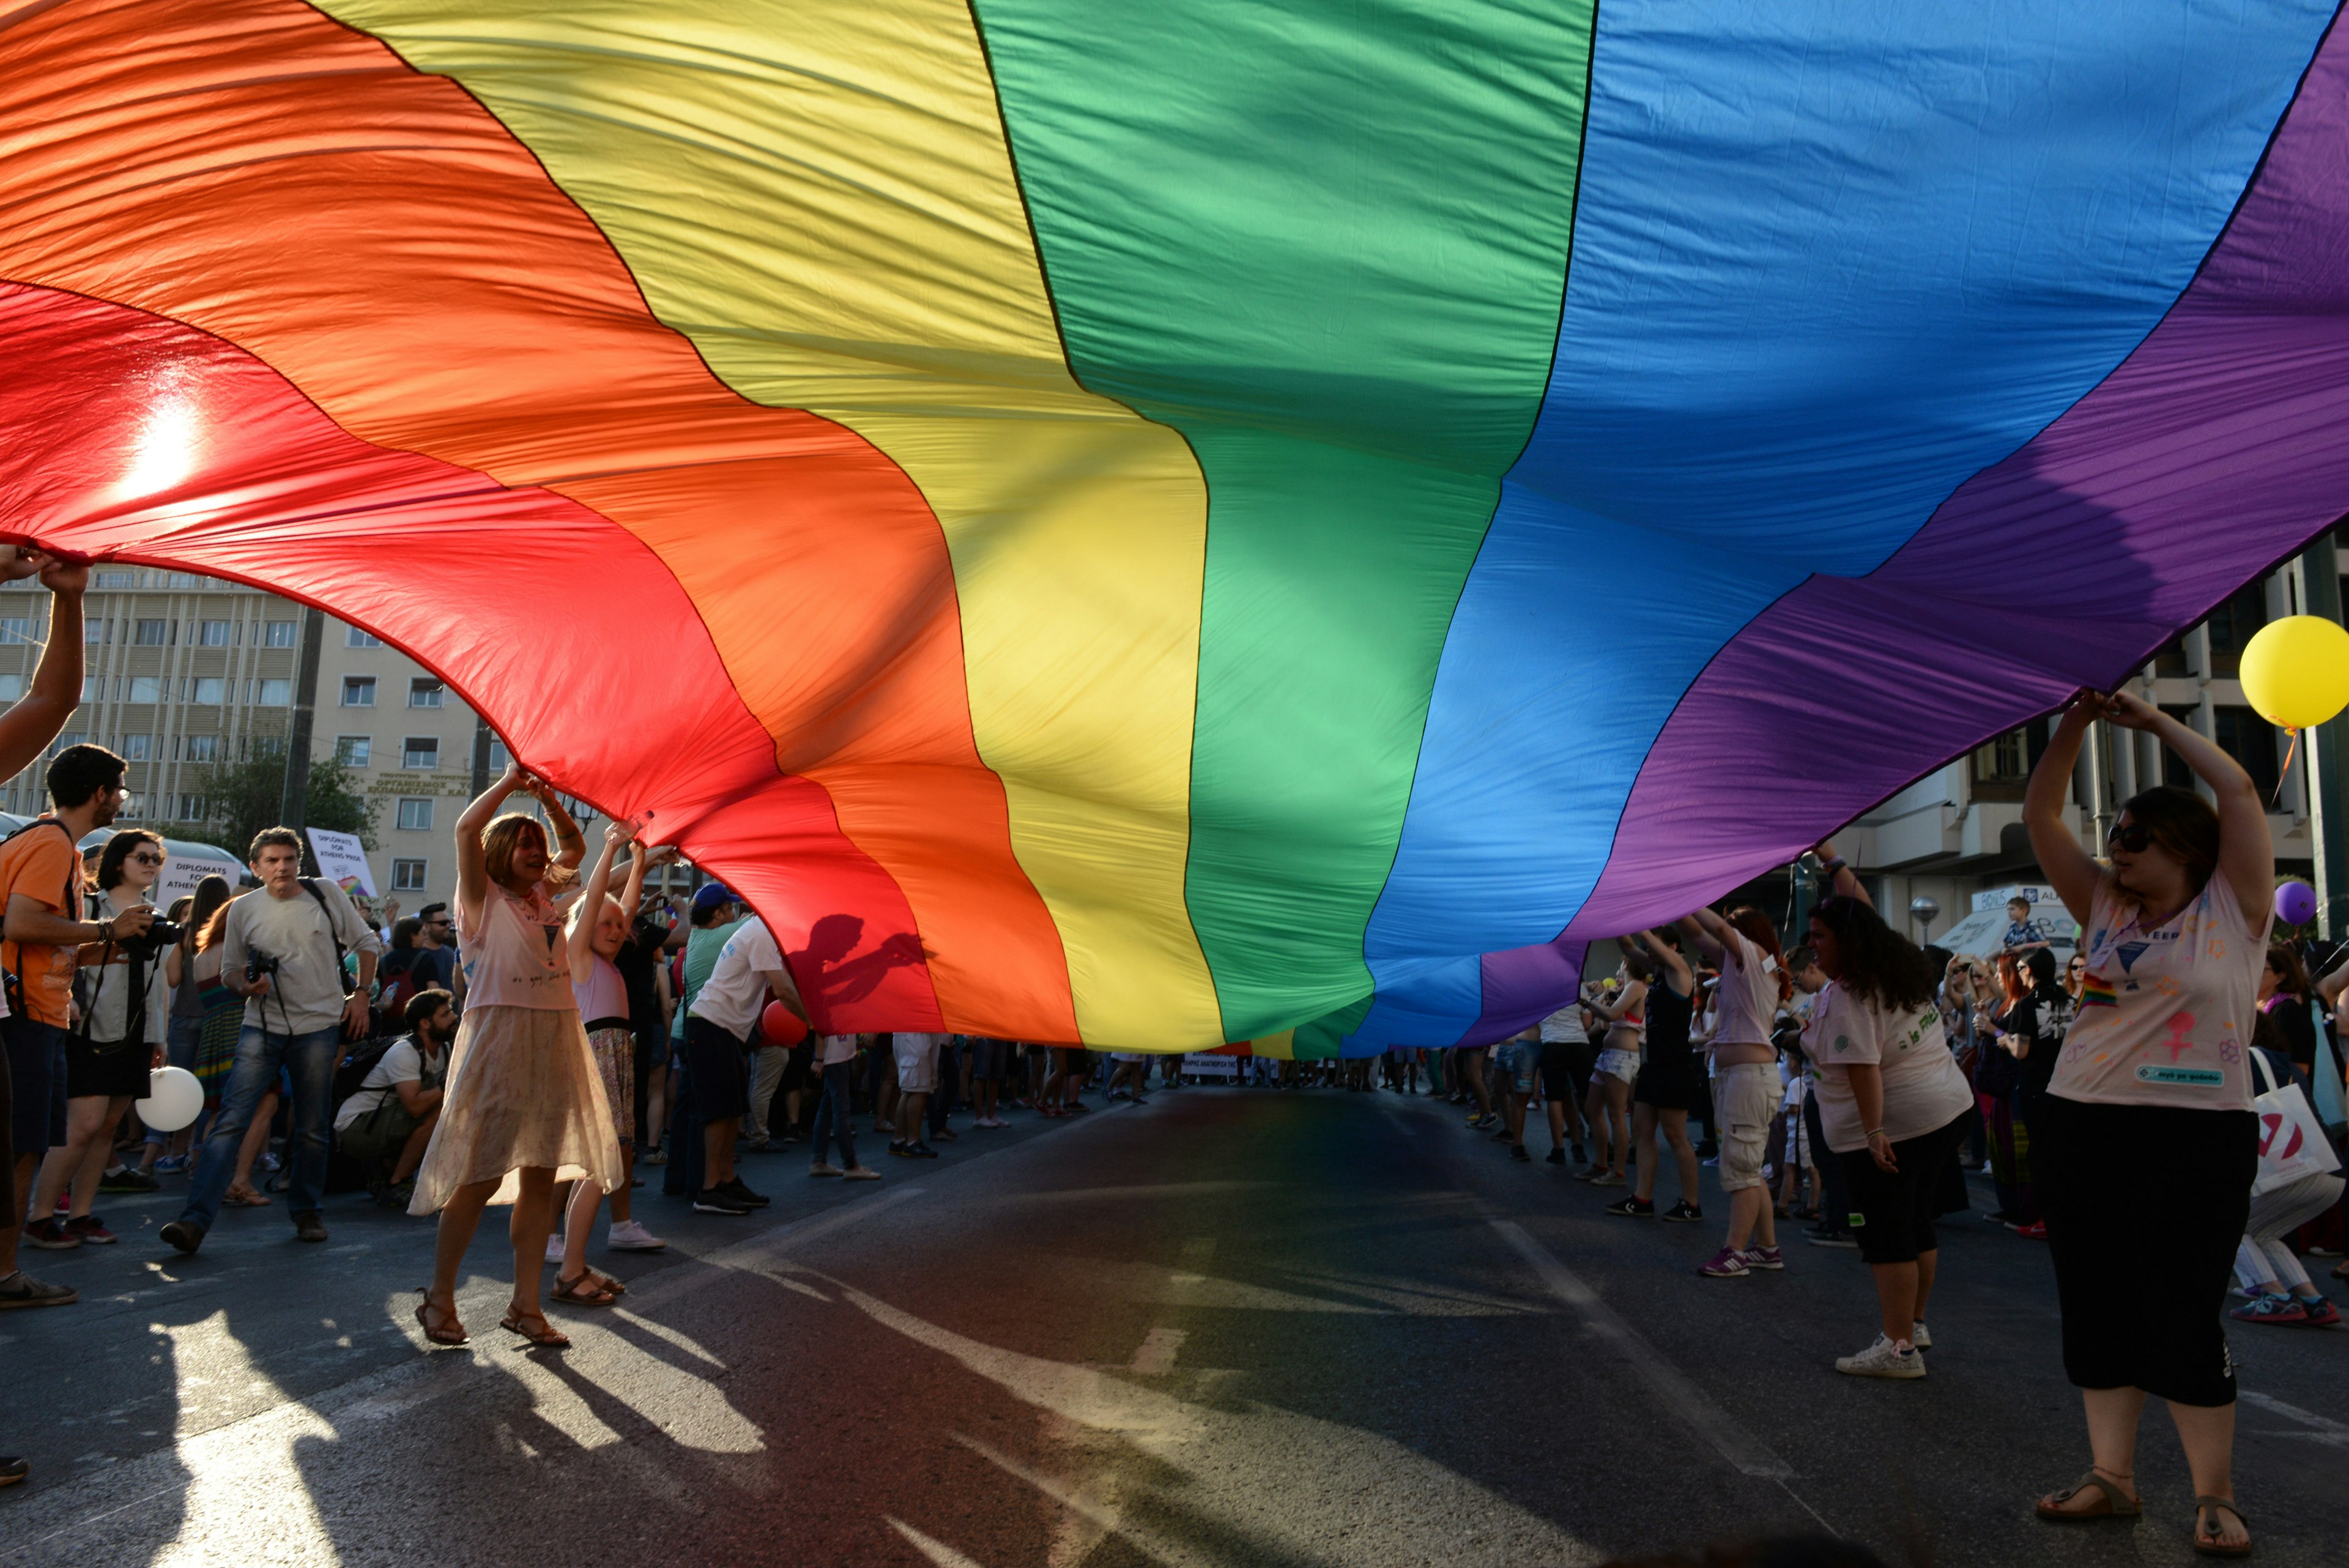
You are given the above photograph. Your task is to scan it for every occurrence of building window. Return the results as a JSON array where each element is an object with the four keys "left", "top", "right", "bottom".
[
  {"left": 0, "top": 617, "right": 30, "bottom": 645},
  {"left": 487, "top": 739, "right": 510, "bottom": 773},
  {"left": 2214, "top": 706, "right": 2281, "bottom": 804},
  {"left": 334, "top": 735, "right": 371, "bottom": 767},
  {"left": 198, "top": 620, "right": 232, "bottom": 647},
  {"left": 189, "top": 677, "right": 225, "bottom": 705},
  {"left": 403, "top": 737, "right": 438, "bottom": 770},
  {"left": 257, "top": 678, "right": 292, "bottom": 706},
  {"left": 48, "top": 730, "right": 83, "bottom": 757},
  {"left": 127, "top": 676, "right": 163, "bottom": 704},
  {"left": 80, "top": 675, "right": 103, "bottom": 703},
  {"left": 117, "top": 793, "right": 144, "bottom": 817},
  {"left": 250, "top": 735, "right": 288, "bottom": 760},
  {"left": 93, "top": 570, "right": 137, "bottom": 589},
  {"left": 392, "top": 858, "right": 429, "bottom": 892},
  {"left": 0, "top": 674, "right": 21, "bottom": 702},
  {"left": 134, "top": 619, "right": 170, "bottom": 646},
  {"left": 177, "top": 793, "right": 205, "bottom": 820},
  {"left": 262, "top": 620, "right": 297, "bottom": 648},
  {"left": 341, "top": 677, "right": 376, "bottom": 707},
  {"left": 184, "top": 734, "right": 218, "bottom": 763},
  {"left": 121, "top": 734, "right": 150, "bottom": 761},
  {"left": 1969, "top": 723, "right": 2044, "bottom": 801},
  {"left": 409, "top": 678, "right": 443, "bottom": 709},
  {"left": 396, "top": 797, "right": 433, "bottom": 831},
  {"left": 2203, "top": 585, "right": 2268, "bottom": 678},
  {"left": 84, "top": 619, "right": 108, "bottom": 645},
  {"left": 347, "top": 628, "right": 381, "bottom": 648}
]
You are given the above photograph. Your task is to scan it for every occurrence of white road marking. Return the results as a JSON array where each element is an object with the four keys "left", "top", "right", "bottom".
[
  {"left": 2241, "top": 1389, "right": 2349, "bottom": 1446},
  {"left": 1487, "top": 1219, "right": 1795, "bottom": 1480},
  {"left": 1129, "top": 1327, "right": 1187, "bottom": 1375},
  {"left": 952, "top": 1433, "right": 1181, "bottom": 1567},
  {"left": 886, "top": 1517, "right": 992, "bottom": 1568}
]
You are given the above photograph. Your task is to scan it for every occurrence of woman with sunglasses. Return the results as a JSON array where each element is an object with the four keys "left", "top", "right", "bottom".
[
  {"left": 2024, "top": 689, "right": 2267, "bottom": 1558},
  {"left": 21, "top": 831, "right": 172, "bottom": 1248},
  {"left": 2063, "top": 952, "right": 2090, "bottom": 1001}
]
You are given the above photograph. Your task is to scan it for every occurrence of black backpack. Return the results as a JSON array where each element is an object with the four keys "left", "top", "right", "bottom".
[{"left": 333, "top": 1033, "right": 401, "bottom": 1108}]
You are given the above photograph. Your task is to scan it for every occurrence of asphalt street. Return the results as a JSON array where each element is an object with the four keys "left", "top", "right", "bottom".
[{"left": 3, "top": 1084, "right": 2345, "bottom": 1567}]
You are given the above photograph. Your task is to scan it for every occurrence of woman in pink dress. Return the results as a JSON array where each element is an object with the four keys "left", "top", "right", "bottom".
[{"left": 411, "top": 765, "right": 622, "bottom": 1349}]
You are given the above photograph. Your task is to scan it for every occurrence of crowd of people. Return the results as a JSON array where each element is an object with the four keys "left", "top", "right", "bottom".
[{"left": 0, "top": 549, "right": 2340, "bottom": 1558}]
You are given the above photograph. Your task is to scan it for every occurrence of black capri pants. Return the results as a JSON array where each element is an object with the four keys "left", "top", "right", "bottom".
[
  {"left": 683, "top": 1016, "right": 751, "bottom": 1121},
  {"left": 1838, "top": 1108, "right": 1972, "bottom": 1266},
  {"left": 2033, "top": 1095, "right": 2258, "bottom": 1408}
]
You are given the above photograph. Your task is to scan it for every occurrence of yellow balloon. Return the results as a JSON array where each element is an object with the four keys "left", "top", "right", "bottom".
[{"left": 2240, "top": 614, "right": 2349, "bottom": 730}]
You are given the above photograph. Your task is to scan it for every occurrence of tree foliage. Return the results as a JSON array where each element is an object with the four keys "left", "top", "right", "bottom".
[{"left": 185, "top": 750, "right": 379, "bottom": 867}]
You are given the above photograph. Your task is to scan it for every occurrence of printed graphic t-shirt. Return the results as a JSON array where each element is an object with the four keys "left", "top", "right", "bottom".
[
  {"left": 2053, "top": 872, "right": 2266, "bottom": 1113},
  {"left": 1805, "top": 981, "right": 1973, "bottom": 1153}
]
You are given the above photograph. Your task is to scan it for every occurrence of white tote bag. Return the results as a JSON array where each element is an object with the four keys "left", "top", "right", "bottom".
[{"left": 2251, "top": 1050, "right": 2342, "bottom": 1196}]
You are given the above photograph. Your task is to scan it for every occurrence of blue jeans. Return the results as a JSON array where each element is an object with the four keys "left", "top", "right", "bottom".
[
  {"left": 180, "top": 1023, "right": 342, "bottom": 1230},
  {"left": 810, "top": 1060, "right": 857, "bottom": 1170}
]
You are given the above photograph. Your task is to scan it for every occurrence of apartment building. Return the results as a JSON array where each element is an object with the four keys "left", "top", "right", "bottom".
[
  {"left": 0, "top": 569, "right": 700, "bottom": 910},
  {"left": 0, "top": 567, "right": 300, "bottom": 824}
]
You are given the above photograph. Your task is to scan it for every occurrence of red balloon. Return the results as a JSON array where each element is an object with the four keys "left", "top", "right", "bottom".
[{"left": 761, "top": 999, "right": 808, "bottom": 1046}]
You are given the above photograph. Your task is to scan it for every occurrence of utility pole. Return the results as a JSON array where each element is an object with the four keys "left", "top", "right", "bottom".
[
  {"left": 2302, "top": 533, "right": 2347, "bottom": 938},
  {"left": 470, "top": 713, "right": 494, "bottom": 797},
  {"left": 277, "top": 604, "right": 325, "bottom": 834}
]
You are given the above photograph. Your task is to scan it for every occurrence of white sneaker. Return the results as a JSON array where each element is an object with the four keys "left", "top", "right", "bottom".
[
  {"left": 607, "top": 1219, "right": 666, "bottom": 1252},
  {"left": 544, "top": 1234, "right": 567, "bottom": 1263},
  {"left": 1835, "top": 1333, "right": 1926, "bottom": 1379},
  {"left": 1910, "top": 1320, "right": 1932, "bottom": 1350}
]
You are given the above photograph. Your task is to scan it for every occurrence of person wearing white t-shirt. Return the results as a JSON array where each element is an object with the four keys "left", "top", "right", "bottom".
[
  {"left": 891, "top": 1031, "right": 945, "bottom": 1159},
  {"left": 1805, "top": 885, "right": 1975, "bottom": 1380},
  {"left": 2022, "top": 689, "right": 2269, "bottom": 1556},
  {"left": 333, "top": 992, "right": 454, "bottom": 1200},
  {"left": 1677, "top": 905, "right": 1794, "bottom": 1277},
  {"left": 685, "top": 916, "right": 802, "bottom": 1215}
]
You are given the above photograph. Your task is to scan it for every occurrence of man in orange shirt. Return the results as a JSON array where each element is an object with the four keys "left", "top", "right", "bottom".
[
  {"left": 1, "top": 743, "right": 153, "bottom": 1250},
  {"left": 0, "top": 550, "right": 109, "bottom": 1491}
]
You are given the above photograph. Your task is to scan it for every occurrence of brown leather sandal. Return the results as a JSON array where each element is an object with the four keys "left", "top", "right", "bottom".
[
  {"left": 580, "top": 1266, "right": 626, "bottom": 1298},
  {"left": 500, "top": 1307, "right": 572, "bottom": 1347},
  {"left": 2036, "top": 1470, "right": 2140, "bottom": 1521},
  {"left": 550, "top": 1271, "right": 617, "bottom": 1308},
  {"left": 2192, "top": 1497, "right": 2251, "bottom": 1558},
  {"left": 414, "top": 1288, "right": 467, "bottom": 1347}
]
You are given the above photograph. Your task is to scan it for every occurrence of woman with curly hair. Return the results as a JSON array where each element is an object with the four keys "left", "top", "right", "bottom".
[
  {"left": 410, "top": 764, "right": 622, "bottom": 1350},
  {"left": 2024, "top": 689, "right": 2268, "bottom": 1558},
  {"left": 1805, "top": 875, "right": 1976, "bottom": 1379}
]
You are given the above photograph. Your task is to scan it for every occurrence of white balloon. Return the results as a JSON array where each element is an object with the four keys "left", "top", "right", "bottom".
[{"left": 136, "top": 1065, "right": 204, "bottom": 1132}]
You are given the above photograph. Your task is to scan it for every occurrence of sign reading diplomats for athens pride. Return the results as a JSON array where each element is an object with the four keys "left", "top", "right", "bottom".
[{"left": 307, "top": 827, "right": 376, "bottom": 897}]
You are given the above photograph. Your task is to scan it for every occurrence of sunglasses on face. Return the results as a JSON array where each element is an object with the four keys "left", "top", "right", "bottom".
[
  {"left": 130, "top": 852, "right": 164, "bottom": 866},
  {"left": 2107, "top": 822, "right": 2153, "bottom": 853}
]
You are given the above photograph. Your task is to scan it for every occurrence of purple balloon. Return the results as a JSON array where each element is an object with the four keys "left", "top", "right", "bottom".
[{"left": 2276, "top": 880, "right": 2318, "bottom": 926}]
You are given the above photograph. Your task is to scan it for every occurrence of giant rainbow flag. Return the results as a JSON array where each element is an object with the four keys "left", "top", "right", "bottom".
[{"left": 4, "top": 1, "right": 2347, "bottom": 1049}]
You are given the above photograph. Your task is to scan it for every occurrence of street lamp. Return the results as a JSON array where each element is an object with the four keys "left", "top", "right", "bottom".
[{"left": 1909, "top": 894, "right": 1942, "bottom": 944}]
